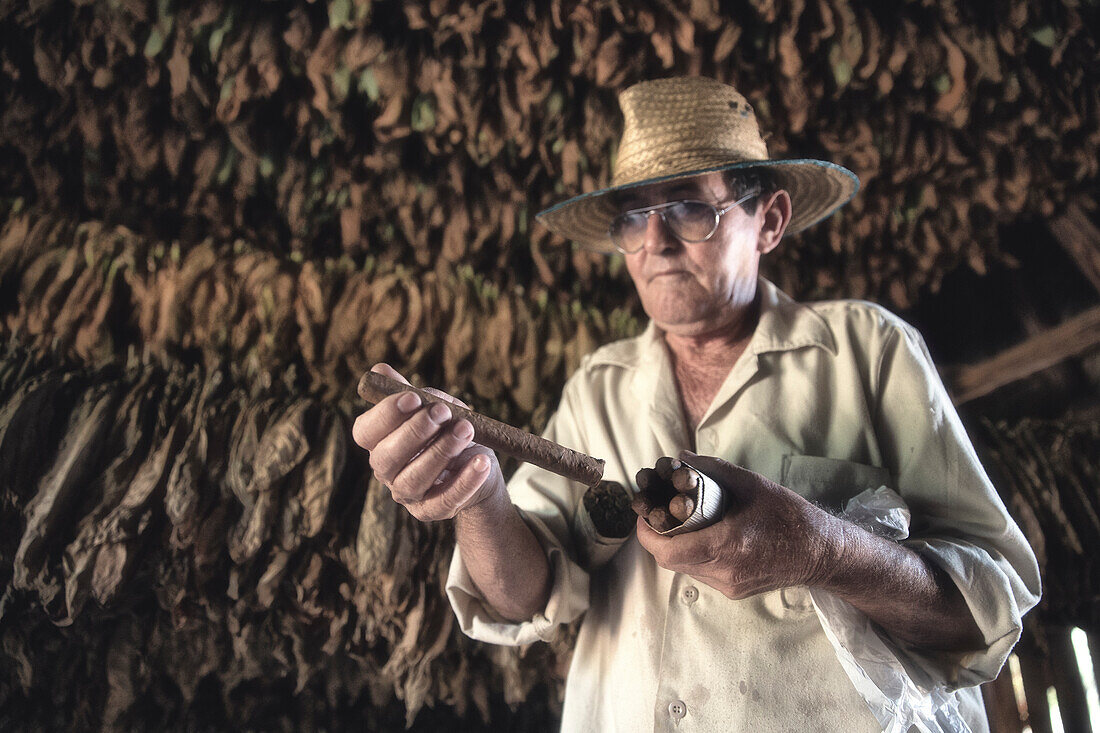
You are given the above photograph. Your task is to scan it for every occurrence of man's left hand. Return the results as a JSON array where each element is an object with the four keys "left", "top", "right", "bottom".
[{"left": 635, "top": 450, "right": 841, "bottom": 600}]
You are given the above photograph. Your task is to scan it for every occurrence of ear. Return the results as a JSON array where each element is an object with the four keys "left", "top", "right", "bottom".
[{"left": 756, "top": 190, "right": 792, "bottom": 255}]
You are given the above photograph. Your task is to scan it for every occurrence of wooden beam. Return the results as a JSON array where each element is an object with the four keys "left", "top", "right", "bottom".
[
  {"left": 1017, "top": 637, "right": 1055, "bottom": 733},
  {"left": 1049, "top": 626, "right": 1092, "bottom": 733},
  {"left": 1049, "top": 201, "right": 1100, "bottom": 295},
  {"left": 945, "top": 305, "right": 1100, "bottom": 404},
  {"left": 982, "top": 665, "right": 1024, "bottom": 733}
]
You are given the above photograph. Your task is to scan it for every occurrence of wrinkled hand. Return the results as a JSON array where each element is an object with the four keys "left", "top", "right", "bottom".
[
  {"left": 351, "top": 363, "right": 506, "bottom": 522},
  {"left": 635, "top": 451, "right": 841, "bottom": 600}
]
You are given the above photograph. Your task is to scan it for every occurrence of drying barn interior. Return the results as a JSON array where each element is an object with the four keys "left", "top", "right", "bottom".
[{"left": 0, "top": 1, "right": 1097, "bottom": 730}]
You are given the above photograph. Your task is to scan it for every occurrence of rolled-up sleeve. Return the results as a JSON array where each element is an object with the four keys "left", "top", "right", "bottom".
[
  {"left": 446, "top": 506, "right": 589, "bottom": 645},
  {"left": 875, "top": 322, "right": 1041, "bottom": 686},
  {"left": 445, "top": 376, "right": 598, "bottom": 646}
]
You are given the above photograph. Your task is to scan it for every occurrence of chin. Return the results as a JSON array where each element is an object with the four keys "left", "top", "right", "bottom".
[
  {"left": 642, "top": 296, "right": 707, "bottom": 325},
  {"left": 657, "top": 320, "right": 714, "bottom": 337},
  {"left": 648, "top": 309, "right": 710, "bottom": 333}
]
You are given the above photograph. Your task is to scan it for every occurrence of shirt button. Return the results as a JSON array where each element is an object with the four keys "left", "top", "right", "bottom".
[
  {"left": 682, "top": 586, "right": 699, "bottom": 605},
  {"left": 668, "top": 700, "right": 687, "bottom": 720}
]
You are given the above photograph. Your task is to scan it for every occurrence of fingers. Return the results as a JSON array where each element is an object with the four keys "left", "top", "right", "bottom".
[
  {"left": 352, "top": 390, "right": 419, "bottom": 450},
  {"left": 409, "top": 452, "right": 495, "bottom": 520},
  {"left": 678, "top": 450, "right": 762, "bottom": 505},
  {"left": 370, "top": 362, "right": 410, "bottom": 384},
  {"left": 388, "top": 419, "right": 477, "bottom": 503},
  {"left": 635, "top": 514, "right": 716, "bottom": 569},
  {"left": 677, "top": 450, "right": 736, "bottom": 480},
  {"left": 352, "top": 364, "right": 417, "bottom": 450},
  {"left": 369, "top": 400, "right": 452, "bottom": 484}
]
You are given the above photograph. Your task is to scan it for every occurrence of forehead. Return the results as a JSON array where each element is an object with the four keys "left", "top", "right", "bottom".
[{"left": 614, "top": 171, "right": 728, "bottom": 209}]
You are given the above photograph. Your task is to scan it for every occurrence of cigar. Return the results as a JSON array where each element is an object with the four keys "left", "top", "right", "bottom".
[
  {"left": 654, "top": 456, "right": 681, "bottom": 481},
  {"left": 668, "top": 493, "right": 695, "bottom": 522},
  {"left": 646, "top": 507, "right": 676, "bottom": 533},
  {"left": 671, "top": 466, "right": 698, "bottom": 494},
  {"left": 358, "top": 370, "right": 605, "bottom": 487}
]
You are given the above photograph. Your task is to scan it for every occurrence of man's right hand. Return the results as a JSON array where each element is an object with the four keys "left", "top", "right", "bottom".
[{"left": 351, "top": 363, "right": 506, "bottom": 522}]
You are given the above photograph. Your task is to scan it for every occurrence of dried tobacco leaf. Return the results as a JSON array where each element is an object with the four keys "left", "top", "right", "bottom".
[{"left": 12, "top": 381, "right": 120, "bottom": 615}]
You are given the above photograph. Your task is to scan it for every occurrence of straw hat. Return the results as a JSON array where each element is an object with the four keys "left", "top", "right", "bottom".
[{"left": 535, "top": 77, "right": 859, "bottom": 252}]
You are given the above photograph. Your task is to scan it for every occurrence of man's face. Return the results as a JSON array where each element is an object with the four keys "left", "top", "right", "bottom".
[{"left": 619, "top": 172, "right": 778, "bottom": 338}]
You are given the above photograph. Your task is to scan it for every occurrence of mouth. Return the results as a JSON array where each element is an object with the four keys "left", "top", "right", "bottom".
[{"left": 648, "top": 270, "right": 690, "bottom": 282}]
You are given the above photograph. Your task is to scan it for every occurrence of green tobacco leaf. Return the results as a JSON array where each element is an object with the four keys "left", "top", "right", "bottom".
[
  {"left": 410, "top": 94, "right": 436, "bottom": 132},
  {"left": 208, "top": 8, "right": 236, "bottom": 60},
  {"left": 1030, "top": 26, "right": 1056, "bottom": 48},
  {"left": 259, "top": 155, "right": 275, "bottom": 179},
  {"left": 144, "top": 28, "right": 165, "bottom": 59},
  {"left": 830, "top": 44, "right": 852, "bottom": 89},
  {"left": 546, "top": 91, "right": 563, "bottom": 117},
  {"left": 216, "top": 147, "right": 238, "bottom": 186},
  {"left": 358, "top": 67, "right": 380, "bottom": 101},
  {"left": 332, "top": 66, "right": 351, "bottom": 102},
  {"left": 329, "top": 0, "right": 352, "bottom": 29}
]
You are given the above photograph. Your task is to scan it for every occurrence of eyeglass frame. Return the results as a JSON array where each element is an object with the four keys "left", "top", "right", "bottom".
[{"left": 609, "top": 190, "right": 761, "bottom": 255}]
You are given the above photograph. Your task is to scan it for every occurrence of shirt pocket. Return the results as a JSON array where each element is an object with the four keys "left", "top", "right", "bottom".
[
  {"left": 780, "top": 454, "right": 892, "bottom": 512},
  {"left": 573, "top": 500, "right": 632, "bottom": 568}
]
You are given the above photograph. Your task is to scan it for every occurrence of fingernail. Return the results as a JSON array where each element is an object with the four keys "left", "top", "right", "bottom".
[
  {"left": 471, "top": 455, "right": 489, "bottom": 472},
  {"left": 428, "top": 403, "right": 451, "bottom": 424},
  {"left": 397, "top": 392, "right": 421, "bottom": 412},
  {"left": 452, "top": 420, "right": 474, "bottom": 440}
]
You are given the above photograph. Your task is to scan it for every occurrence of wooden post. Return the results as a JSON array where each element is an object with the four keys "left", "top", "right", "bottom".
[
  {"left": 982, "top": 665, "right": 1023, "bottom": 733},
  {"left": 945, "top": 305, "right": 1100, "bottom": 404},
  {"left": 1016, "top": 632, "right": 1055, "bottom": 733},
  {"left": 1048, "top": 200, "right": 1100, "bottom": 295},
  {"left": 1089, "top": 631, "right": 1100, "bottom": 706},
  {"left": 1049, "top": 625, "right": 1091, "bottom": 733}
]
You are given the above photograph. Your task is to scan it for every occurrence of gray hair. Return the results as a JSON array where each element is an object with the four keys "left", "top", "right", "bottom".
[{"left": 722, "top": 168, "right": 777, "bottom": 214}]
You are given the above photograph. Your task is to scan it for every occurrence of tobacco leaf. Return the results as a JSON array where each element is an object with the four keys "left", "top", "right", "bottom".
[
  {"left": 12, "top": 381, "right": 120, "bottom": 617},
  {"left": 61, "top": 368, "right": 161, "bottom": 624},
  {"left": 227, "top": 399, "right": 313, "bottom": 565}
]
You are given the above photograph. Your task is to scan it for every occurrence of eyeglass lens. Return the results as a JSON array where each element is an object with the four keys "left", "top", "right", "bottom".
[{"left": 610, "top": 201, "right": 719, "bottom": 252}]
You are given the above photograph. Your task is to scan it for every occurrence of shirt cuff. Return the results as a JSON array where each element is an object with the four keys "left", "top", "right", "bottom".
[
  {"left": 572, "top": 497, "right": 633, "bottom": 568},
  {"left": 902, "top": 537, "right": 1033, "bottom": 688},
  {"left": 445, "top": 509, "right": 589, "bottom": 646}
]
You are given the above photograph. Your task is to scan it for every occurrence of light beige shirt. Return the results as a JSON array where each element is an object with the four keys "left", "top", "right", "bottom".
[{"left": 447, "top": 278, "right": 1040, "bottom": 732}]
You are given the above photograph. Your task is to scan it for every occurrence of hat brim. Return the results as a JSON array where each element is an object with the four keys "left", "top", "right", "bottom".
[{"left": 535, "top": 159, "right": 859, "bottom": 252}]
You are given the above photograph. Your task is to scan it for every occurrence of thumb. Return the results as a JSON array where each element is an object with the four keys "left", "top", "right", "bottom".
[{"left": 677, "top": 450, "right": 755, "bottom": 503}]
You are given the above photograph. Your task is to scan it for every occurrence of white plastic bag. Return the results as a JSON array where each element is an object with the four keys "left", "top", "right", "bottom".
[{"left": 808, "top": 487, "right": 972, "bottom": 733}]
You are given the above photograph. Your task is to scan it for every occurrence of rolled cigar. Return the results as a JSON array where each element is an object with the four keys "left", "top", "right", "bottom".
[
  {"left": 646, "top": 507, "right": 676, "bottom": 533},
  {"left": 631, "top": 494, "right": 655, "bottom": 517},
  {"left": 654, "top": 456, "right": 681, "bottom": 481},
  {"left": 358, "top": 370, "right": 605, "bottom": 487},
  {"left": 671, "top": 466, "right": 698, "bottom": 494},
  {"left": 668, "top": 493, "right": 695, "bottom": 522}
]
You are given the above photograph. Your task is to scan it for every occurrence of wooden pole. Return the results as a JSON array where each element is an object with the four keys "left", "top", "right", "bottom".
[
  {"left": 981, "top": 666, "right": 1024, "bottom": 733},
  {"left": 1089, "top": 631, "right": 1100, "bottom": 708},
  {"left": 1016, "top": 632, "right": 1055, "bottom": 733},
  {"left": 1049, "top": 200, "right": 1100, "bottom": 295},
  {"left": 945, "top": 305, "right": 1100, "bottom": 404},
  {"left": 1049, "top": 625, "right": 1091, "bottom": 733}
]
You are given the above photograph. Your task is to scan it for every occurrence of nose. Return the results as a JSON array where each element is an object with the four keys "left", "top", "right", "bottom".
[{"left": 641, "top": 210, "right": 679, "bottom": 254}]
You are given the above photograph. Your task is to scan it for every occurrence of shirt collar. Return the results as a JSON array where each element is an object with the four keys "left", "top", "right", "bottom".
[
  {"left": 613, "top": 277, "right": 838, "bottom": 416},
  {"left": 749, "top": 277, "right": 838, "bottom": 358}
]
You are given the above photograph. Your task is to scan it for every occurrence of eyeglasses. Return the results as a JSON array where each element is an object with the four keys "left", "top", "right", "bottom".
[{"left": 608, "top": 191, "right": 759, "bottom": 254}]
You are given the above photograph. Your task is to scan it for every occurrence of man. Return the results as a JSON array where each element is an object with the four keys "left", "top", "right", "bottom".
[{"left": 352, "top": 77, "right": 1040, "bottom": 731}]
